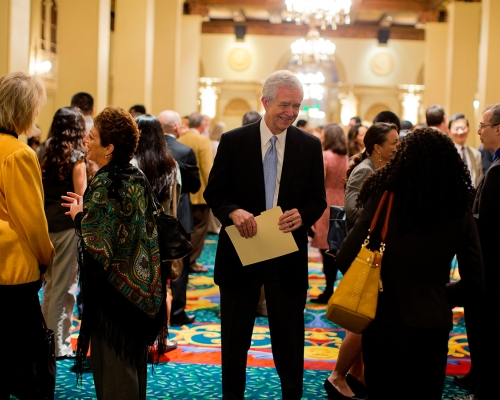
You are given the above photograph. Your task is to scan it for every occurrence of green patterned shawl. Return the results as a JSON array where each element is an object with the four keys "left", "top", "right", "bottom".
[
  {"left": 75, "top": 162, "right": 167, "bottom": 380},
  {"left": 81, "top": 163, "right": 163, "bottom": 317}
]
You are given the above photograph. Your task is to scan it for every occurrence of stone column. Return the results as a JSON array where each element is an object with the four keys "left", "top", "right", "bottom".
[
  {"left": 0, "top": 0, "right": 31, "bottom": 75},
  {"left": 423, "top": 22, "right": 448, "bottom": 112},
  {"left": 150, "top": 0, "right": 183, "bottom": 115},
  {"left": 55, "top": 0, "right": 111, "bottom": 113},
  {"left": 444, "top": 0, "right": 481, "bottom": 145},
  {"left": 177, "top": 14, "right": 203, "bottom": 116},
  {"left": 111, "top": 0, "right": 155, "bottom": 112},
  {"left": 477, "top": 0, "right": 500, "bottom": 113}
]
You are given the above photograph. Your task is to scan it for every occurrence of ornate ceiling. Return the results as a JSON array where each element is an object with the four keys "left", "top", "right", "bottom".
[{"left": 184, "top": 0, "right": 479, "bottom": 41}]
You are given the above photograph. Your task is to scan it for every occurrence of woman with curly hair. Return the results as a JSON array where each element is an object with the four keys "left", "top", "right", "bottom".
[
  {"left": 324, "top": 122, "right": 399, "bottom": 399},
  {"left": 347, "top": 124, "right": 367, "bottom": 158},
  {"left": 310, "top": 124, "right": 349, "bottom": 304},
  {"left": 62, "top": 107, "right": 168, "bottom": 399},
  {"left": 41, "top": 107, "right": 87, "bottom": 358},
  {"left": 336, "top": 128, "right": 485, "bottom": 399}
]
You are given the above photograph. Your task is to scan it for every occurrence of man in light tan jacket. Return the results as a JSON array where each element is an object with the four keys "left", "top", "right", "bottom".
[{"left": 178, "top": 112, "right": 213, "bottom": 272}]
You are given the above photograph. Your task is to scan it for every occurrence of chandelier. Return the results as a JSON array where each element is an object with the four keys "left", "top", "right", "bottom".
[
  {"left": 291, "top": 28, "right": 335, "bottom": 65},
  {"left": 285, "top": 0, "right": 351, "bottom": 30}
]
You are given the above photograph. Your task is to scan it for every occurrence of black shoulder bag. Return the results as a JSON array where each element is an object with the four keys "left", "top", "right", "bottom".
[
  {"left": 141, "top": 171, "right": 193, "bottom": 280},
  {"left": 326, "top": 205, "right": 348, "bottom": 256}
]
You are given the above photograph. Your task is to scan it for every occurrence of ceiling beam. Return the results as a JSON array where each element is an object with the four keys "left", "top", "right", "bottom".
[
  {"left": 190, "top": 0, "right": 435, "bottom": 12},
  {"left": 201, "top": 20, "right": 425, "bottom": 40},
  {"left": 194, "top": 0, "right": 285, "bottom": 7},
  {"left": 352, "top": 0, "right": 430, "bottom": 12}
]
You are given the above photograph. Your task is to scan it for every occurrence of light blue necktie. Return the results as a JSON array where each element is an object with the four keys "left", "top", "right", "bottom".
[{"left": 263, "top": 135, "right": 278, "bottom": 210}]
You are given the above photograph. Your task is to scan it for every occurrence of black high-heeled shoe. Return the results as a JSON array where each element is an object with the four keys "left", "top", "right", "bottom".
[
  {"left": 310, "top": 292, "right": 333, "bottom": 304},
  {"left": 323, "top": 378, "right": 364, "bottom": 400},
  {"left": 346, "top": 373, "right": 368, "bottom": 396}
]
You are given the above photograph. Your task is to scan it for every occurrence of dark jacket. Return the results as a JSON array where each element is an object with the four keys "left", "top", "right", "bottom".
[
  {"left": 165, "top": 135, "right": 200, "bottom": 234},
  {"left": 337, "top": 191, "right": 485, "bottom": 332},
  {"left": 473, "top": 156, "right": 500, "bottom": 295},
  {"left": 203, "top": 121, "right": 326, "bottom": 292}
]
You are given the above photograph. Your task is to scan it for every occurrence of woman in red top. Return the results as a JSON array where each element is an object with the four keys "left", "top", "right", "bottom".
[{"left": 310, "top": 124, "right": 349, "bottom": 304}]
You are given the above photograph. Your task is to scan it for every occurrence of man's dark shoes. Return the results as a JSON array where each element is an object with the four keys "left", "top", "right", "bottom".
[
  {"left": 56, "top": 353, "right": 76, "bottom": 361},
  {"left": 170, "top": 314, "right": 195, "bottom": 326},
  {"left": 453, "top": 373, "right": 479, "bottom": 392},
  {"left": 311, "top": 292, "right": 333, "bottom": 304}
]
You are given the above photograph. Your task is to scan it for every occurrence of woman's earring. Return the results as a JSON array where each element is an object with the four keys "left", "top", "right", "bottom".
[
  {"left": 105, "top": 155, "right": 108, "bottom": 159},
  {"left": 378, "top": 152, "right": 381, "bottom": 162}
]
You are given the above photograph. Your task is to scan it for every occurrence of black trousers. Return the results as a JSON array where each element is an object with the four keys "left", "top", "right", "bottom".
[
  {"left": 320, "top": 249, "right": 338, "bottom": 296},
  {"left": 0, "top": 281, "right": 43, "bottom": 400},
  {"left": 362, "top": 321, "right": 449, "bottom": 400},
  {"left": 170, "top": 233, "right": 191, "bottom": 319},
  {"left": 219, "top": 265, "right": 307, "bottom": 400},
  {"left": 447, "top": 281, "right": 498, "bottom": 398}
]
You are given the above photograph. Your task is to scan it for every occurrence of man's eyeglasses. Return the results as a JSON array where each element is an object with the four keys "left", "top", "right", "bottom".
[
  {"left": 451, "top": 126, "right": 468, "bottom": 133},
  {"left": 478, "top": 122, "right": 500, "bottom": 130}
]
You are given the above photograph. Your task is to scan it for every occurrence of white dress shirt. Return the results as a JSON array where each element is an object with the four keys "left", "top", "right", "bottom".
[
  {"left": 454, "top": 143, "right": 470, "bottom": 172},
  {"left": 260, "top": 118, "right": 287, "bottom": 208}
]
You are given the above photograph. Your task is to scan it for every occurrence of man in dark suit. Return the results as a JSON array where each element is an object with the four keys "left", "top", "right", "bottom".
[
  {"left": 158, "top": 109, "right": 201, "bottom": 326},
  {"left": 453, "top": 103, "right": 500, "bottom": 400},
  {"left": 204, "top": 70, "right": 326, "bottom": 399}
]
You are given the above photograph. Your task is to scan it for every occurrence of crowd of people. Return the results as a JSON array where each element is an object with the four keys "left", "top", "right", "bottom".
[{"left": 0, "top": 69, "right": 498, "bottom": 400}]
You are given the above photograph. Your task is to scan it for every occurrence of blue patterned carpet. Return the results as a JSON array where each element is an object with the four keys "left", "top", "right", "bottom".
[{"left": 23, "top": 234, "right": 471, "bottom": 399}]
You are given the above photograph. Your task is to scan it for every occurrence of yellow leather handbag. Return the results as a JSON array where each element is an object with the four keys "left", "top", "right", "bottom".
[{"left": 326, "top": 191, "right": 394, "bottom": 334}]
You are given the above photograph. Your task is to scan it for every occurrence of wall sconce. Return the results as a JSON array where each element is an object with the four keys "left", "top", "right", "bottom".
[{"left": 34, "top": 60, "right": 52, "bottom": 74}]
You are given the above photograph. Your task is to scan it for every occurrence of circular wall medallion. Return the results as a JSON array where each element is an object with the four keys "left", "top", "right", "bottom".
[
  {"left": 370, "top": 52, "right": 394, "bottom": 76},
  {"left": 228, "top": 48, "right": 251, "bottom": 71}
]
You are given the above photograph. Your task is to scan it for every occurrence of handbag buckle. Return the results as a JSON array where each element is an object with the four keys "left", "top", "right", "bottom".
[{"left": 379, "top": 242, "right": 386, "bottom": 256}]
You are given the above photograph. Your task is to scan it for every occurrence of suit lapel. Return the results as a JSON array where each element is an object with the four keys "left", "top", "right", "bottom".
[
  {"left": 473, "top": 156, "right": 500, "bottom": 213},
  {"left": 245, "top": 124, "right": 267, "bottom": 209},
  {"left": 278, "top": 127, "right": 300, "bottom": 204}
]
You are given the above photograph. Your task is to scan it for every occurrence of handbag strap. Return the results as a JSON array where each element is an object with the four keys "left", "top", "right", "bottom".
[
  {"left": 136, "top": 168, "right": 163, "bottom": 215},
  {"left": 366, "top": 191, "right": 394, "bottom": 247}
]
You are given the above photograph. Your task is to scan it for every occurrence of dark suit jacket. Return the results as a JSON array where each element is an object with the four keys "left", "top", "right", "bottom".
[
  {"left": 165, "top": 135, "right": 200, "bottom": 233},
  {"left": 337, "top": 192, "right": 485, "bottom": 332},
  {"left": 473, "top": 156, "right": 500, "bottom": 294},
  {"left": 203, "top": 120, "right": 326, "bottom": 292}
]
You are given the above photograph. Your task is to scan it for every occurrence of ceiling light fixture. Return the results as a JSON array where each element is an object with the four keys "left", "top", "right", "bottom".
[
  {"left": 291, "top": 28, "right": 335, "bottom": 65},
  {"left": 285, "top": 0, "right": 351, "bottom": 30}
]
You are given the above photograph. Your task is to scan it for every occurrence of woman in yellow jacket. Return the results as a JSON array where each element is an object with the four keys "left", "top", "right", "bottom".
[{"left": 0, "top": 72, "right": 55, "bottom": 397}]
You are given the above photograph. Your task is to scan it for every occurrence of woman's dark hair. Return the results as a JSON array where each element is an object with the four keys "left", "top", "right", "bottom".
[
  {"left": 358, "top": 128, "right": 475, "bottom": 229},
  {"left": 42, "top": 107, "right": 86, "bottom": 181},
  {"left": 323, "top": 124, "right": 347, "bottom": 155},
  {"left": 347, "top": 125, "right": 365, "bottom": 157},
  {"left": 346, "top": 122, "right": 397, "bottom": 180},
  {"left": 135, "top": 114, "right": 177, "bottom": 203},
  {"left": 94, "top": 106, "right": 139, "bottom": 164}
]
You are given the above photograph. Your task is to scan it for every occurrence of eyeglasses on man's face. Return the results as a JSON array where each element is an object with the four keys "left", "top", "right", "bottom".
[
  {"left": 478, "top": 122, "right": 499, "bottom": 130},
  {"left": 451, "top": 125, "right": 468, "bottom": 133}
]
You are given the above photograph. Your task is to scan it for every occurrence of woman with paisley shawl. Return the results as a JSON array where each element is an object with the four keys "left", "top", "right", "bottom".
[{"left": 62, "top": 107, "right": 168, "bottom": 399}]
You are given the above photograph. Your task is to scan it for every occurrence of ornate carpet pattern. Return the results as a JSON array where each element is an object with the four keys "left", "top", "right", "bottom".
[{"left": 25, "top": 234, "right": 471, "bottom": 399}]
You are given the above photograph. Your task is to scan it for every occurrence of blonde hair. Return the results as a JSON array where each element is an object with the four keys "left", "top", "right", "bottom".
[
  {"left": 0, "top": 72, "right": 46, "bottom": 137},
  {"left": 210, "top": 121, "right": 226, "bottom": 141}
]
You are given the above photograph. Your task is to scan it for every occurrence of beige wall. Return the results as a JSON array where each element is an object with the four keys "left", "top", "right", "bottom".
[
  {"left": 200, "top": 34, "right": 425, "bottom": 86},
  {"left": 200, "top": 34, "right": 425, "bottom": 129},
  {"left": 0, "top": 0, "right": 31, "bottom": 75}
]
